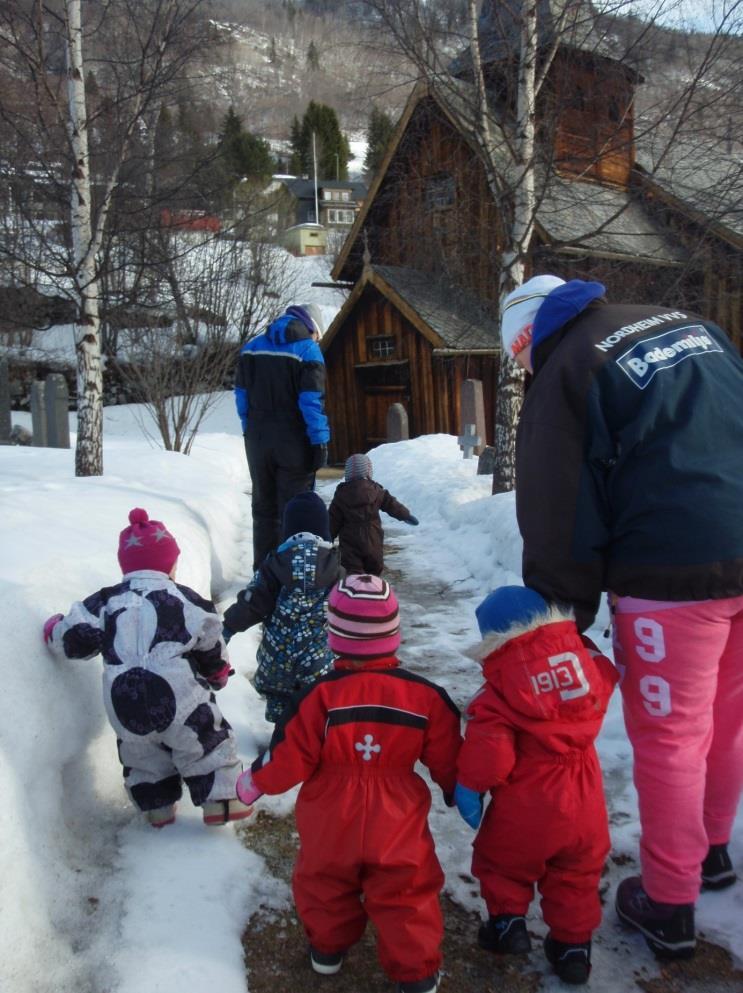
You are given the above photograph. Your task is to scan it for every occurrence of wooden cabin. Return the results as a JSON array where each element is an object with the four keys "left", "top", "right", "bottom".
[{"left": 322, "top": 264, "right": 499, "bottom": 462}]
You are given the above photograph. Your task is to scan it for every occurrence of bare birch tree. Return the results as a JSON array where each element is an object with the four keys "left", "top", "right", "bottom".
[{"left": 0, "top": 0, "right": 214, "bottom": 475}]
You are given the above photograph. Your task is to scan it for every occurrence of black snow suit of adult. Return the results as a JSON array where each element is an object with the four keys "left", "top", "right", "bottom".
[
  {"left": 328, "top": 478, "right": 412, "bottom": 575},
  {"left": 235, "top": 314, "right": 330, "bottom": 570},
  {"left": 516, "top": 285, "right": 743, "bottom": 632}
]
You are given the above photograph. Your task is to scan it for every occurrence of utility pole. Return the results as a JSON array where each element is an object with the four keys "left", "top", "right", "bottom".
[{"left": 312, "top": 130, "right": 319, "bottom": 223}]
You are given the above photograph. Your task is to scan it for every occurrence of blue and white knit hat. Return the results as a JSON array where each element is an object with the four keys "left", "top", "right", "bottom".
[
  {"left": 345, "top": 453, "right": 373, "bottom": 482},
  {"left": 475, "top": 585, "right": 549, "bottom": 637}
]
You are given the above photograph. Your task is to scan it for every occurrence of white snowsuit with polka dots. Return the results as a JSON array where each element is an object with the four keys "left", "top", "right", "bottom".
[{"left": 48, "top": 570, "right": 242, "bottom": 812}]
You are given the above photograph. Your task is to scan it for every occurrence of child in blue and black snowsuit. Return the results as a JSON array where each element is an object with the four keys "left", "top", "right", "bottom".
[{"left": 222, "top": 491, "right": 341, "bottom": 722}]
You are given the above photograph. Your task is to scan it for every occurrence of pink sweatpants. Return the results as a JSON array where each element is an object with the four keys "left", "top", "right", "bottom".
[{"left": 612, "top": 594, "right": 743, "bottom": 904}]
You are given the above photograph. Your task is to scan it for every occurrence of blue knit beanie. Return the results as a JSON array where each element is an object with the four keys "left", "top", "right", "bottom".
[
  {"left": 282, "top": 491, "right": 330, "bottom": 541},
  {"left": 475, "top": 586, "right": 549, "bottom": 637}
]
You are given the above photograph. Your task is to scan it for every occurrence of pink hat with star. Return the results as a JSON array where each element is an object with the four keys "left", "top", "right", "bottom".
[{"left": 118, "top": 508, "right": 180, "bottom": 575}]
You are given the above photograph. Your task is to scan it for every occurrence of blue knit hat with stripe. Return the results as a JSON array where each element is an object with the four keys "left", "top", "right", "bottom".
[{"left": 475, "top": 586, "right": 549, "bottom": 637}]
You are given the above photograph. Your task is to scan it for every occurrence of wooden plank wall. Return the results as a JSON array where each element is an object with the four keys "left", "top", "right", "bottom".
[
  {"left": 324, "top": 285, "right": 501, "bottom": 462},
  {"left": 378, "top": 101, "right": 502, "bottom": 304}
]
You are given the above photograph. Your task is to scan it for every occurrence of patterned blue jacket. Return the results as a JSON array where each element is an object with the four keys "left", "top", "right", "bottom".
[{"left": 223, "top": 534, "right": 341, "bottom": 719}]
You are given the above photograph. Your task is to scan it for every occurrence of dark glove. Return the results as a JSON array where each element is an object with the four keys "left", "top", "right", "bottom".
[
  {"left": 405, "top": 516, "right": 419, "bottom": 526},
  {"left": 310, "top": 443, "right": 328, "bottom": 471},
  {"left": 222, "top": 624, "right": 234, "bottom": 645},
  {"left": 454, "top": 782, "right": 484, "bottom": 829}
]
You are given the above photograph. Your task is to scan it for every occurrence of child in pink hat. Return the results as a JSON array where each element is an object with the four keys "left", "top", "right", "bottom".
[
  {"left": 235, "top": 574, "right": 461, "bottom": 993},
  {"left": 43, "top": 508, "right": 253, "bottom": 829}
]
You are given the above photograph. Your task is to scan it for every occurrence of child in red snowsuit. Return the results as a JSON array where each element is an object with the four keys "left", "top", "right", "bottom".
[
  {"left": 236, "top": 574, "right": 461, "bottom": 993},
  {"left": 455, "top": 586, "right": 618, "bottom": 985}
]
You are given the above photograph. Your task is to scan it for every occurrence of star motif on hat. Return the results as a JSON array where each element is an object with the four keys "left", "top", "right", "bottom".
[
  {"left": 125, "top": 533, "right": 142, "bottom": 548},
  {"left": 153, "top": 527, "right": 169, "bottom": 542}
]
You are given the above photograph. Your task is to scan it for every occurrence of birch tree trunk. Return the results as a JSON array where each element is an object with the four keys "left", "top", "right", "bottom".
[
  {"left": 467, "top": 0, "right": 537, "bottom": 493},
  {"left": 65, "top": 0, "right": 103, "bottom": 476}
]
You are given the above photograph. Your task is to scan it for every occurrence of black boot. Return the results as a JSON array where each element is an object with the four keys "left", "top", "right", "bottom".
[
  {"left": 615, "top": 876, "right": 695, "bottom": 959},
  {"left": 702, "top": 844, "right": 737, "bottom": 890},
  {"left": 478, "top": 914, "right": 532, "bottom": 955},
  {"left": 544, "top": 935, "right": 591, "bottom": 985}
]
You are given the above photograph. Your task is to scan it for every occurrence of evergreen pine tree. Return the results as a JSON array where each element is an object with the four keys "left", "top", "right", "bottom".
[
  {"left": 306, "top": 40, "right": 320, "bottom": 72},
  {"left": 289, "top": 115, "right": 303, "bottom": 175},
  {"left": 297, "top": 101, "right": 349, "bottom": 180},
  {"left": 363, "top": 106, "right": 395, "bottom": 180}
]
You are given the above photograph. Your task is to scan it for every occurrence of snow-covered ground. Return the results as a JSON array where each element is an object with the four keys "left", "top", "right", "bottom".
[{"left": 1, "top": 395, "right": 741, "bottom": 993}]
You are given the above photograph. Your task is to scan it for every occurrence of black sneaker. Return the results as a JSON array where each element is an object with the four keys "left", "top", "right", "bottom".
[
  {"left": 544, "top": 935, "right": 591, "bottom": 985},
  {"left": 702, "top": 844, "right": 737, "bottom": 890},
  {"left": 397, "top": 976, "right": 439, "bottom": 993},
  {"left": 478, "top": 914, "right": 532, "bottom": 955},
  {"left": 309, "top": 946, "right": 345, "bottom": 975},
  {"left": 615, "top": 876, "right": 695, "bottom": 959}
]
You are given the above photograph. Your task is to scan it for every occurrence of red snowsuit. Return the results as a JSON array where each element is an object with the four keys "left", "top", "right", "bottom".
[
  {"left": 251, "top": 656, "right": 462, "bottom": 984},
  {"left": 457, "top": 616, "right": 618, "bottom": 943}
]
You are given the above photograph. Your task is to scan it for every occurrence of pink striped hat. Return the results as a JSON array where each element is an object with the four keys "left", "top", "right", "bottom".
[{"left": 327, "top": 574, "right": 400, "bottom": 660}]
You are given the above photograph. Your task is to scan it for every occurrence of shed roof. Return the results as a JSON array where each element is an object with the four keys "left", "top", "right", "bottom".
[{"left": 322, "top": 265, "right": 500, "bottom": 354}]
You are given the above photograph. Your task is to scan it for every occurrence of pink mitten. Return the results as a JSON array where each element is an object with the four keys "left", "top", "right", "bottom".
[
  {"left": 207, "top": 663, "right": 233, "bottom": 690},
  {"left": 43, "top": 613, "right": 64, "bottom": 645},
  {"left": 236, "top": 770, "right": 264, "bottom": 807}
]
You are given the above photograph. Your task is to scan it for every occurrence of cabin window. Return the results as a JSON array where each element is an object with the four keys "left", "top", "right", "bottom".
[
  {"left": 425, "top": 173, "right": 455, "bottom": 210},
  {"left": 340, "top": 190, "right": 351, "bottom": 201},
  {"left": 367, "top": 335, "right": 396, "bottom": 359}
]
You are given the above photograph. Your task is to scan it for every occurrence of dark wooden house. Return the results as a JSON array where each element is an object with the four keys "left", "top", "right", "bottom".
[
  {"left": 323, "top": 1, "right": 743, "bottom": 461},
  {"left": 323, "top": 262, "right": 499, "bottom": 462}
]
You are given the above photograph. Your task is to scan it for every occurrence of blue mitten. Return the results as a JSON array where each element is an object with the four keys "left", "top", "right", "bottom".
[
  {"left": 222, "top": 625, "right": 234, "bottom": 645},
  {"left": 454, "top": 782, "right": 483, "bottom": 829}
]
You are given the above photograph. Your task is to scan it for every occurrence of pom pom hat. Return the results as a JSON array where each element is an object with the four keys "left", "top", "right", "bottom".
[
  {"left": 118, "top": 508, "right": 180, "bottom": 575},
  {"left": 500, "top": 275, "right": 566, "bottom": 358},
  {"left": 282, "top": 491, "right": 331, "bottom": 542},
  {"left": 327, "top": 574, "right": 401, "bottom": 660},
  {"left": 475, "top": 585, "right": 549, "bottom": 637},
  {"left": 344, "top": 453, "right": 373, "bottom": 482}
]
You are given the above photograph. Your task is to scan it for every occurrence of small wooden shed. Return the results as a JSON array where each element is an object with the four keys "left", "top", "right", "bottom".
[{"left": 321, "top": 263, "right": 500, "bottom": 463}]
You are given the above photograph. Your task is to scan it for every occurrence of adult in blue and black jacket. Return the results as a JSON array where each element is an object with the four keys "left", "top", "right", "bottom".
[
  {"left": 235, "top": 304, "right": 330, "bottom": 570},
  {"left": 502, "top": 276, "right": 743, "bottom": 962}
]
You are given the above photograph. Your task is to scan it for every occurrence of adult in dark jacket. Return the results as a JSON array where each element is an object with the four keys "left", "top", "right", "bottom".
[
  {"left": 501, "top": 275, "right": 743, "bottom": 960},
  {"left": 235, "top": 303, "right": 330, "bottom": 571},
  {"left": 329, "top": 453, "right": 418, "bottom": 575}
]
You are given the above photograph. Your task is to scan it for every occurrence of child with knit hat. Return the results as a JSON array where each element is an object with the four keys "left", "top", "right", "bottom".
[
  {"left": 454, "top": 586, "right": 618, "bottom": 984},
  {"left": 222, "top": 491, "right": 341, "bottom": 722},
  {"left": 235, "top": 574, "right": 462, "bottom": 993},
  {"left": 328, "top": 453, "right": 418, "bottom": 575},
  {"left": 43, "top": 508, "right": 252, "bottom": 829}
]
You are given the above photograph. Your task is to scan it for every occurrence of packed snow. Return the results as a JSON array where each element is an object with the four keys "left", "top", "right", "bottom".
[{"left": 1, "top": 396, "right": 741, "bottom": 993}]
